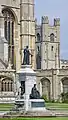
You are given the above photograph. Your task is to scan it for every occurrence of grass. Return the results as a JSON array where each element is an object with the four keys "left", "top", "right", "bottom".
[
  {"left": 0, "top": 103, "right": 68, "bottom": 120},
  {"left": 0, "top": 117, "right": 68, "bottom": 120},
  {"left": 0, "top": 102, "right": 68, "bottom": 111},
  {"left": 0, "top": 103, "right": 14, "bottom": 111},
  {"left": 46, "top": 103, "right": 68, "bottom": 110}
]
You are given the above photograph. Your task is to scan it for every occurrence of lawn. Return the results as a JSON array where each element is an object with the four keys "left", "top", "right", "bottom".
[
  {"left": 0, "top": 117, "right": 68, "bottom": 120},
  {"left": 46, "top": 103, "right": 68, "bottom": 110},
  {"left": 0, "top": 103, "right": 68, "bottom": 111},
  {"left": 0, "top": 103, "right": 14, "bottom": 111},
  {"left": 0, "top": 103, "right": 68, "bottom": 120}
]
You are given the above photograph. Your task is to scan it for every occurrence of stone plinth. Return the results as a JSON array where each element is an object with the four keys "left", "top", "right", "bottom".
[
  {"left": 17, "top": 65, "right": 36, "bottom": 99},
  {"left": 15, "top": 99, "right": 46, "bottom": 112},
  {"left": 16, "top": 65, "right": 46, "bottom": 112},
  {"left": 28, "top": 99, "right": 46, "bottom": 111},
  {"left": 16, "top": 65, "right": 36, "bottom": 111},
  {"left": 15, "top": 99, "right": 24, "bottom": 111}
]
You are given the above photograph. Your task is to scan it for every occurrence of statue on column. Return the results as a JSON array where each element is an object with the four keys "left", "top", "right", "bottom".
[{"left": 23, "top": 46, "right": 33, "bottom": 65}]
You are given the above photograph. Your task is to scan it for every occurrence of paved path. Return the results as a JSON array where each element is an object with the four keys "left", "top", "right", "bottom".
[
  {"left": 0, "top": 110, "right": 68, "bottom": 117},
  {"left": 0, "top": 111, "right": 8, "bottom": 116}
]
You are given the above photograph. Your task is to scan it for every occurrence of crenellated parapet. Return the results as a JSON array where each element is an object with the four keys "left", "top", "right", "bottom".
[
  {"left": 41, "top": 16, "right": 60, "bottom": 26},
  {"left": 54, "top": 18, "right": 60, "bottom": 26},
  {"left": 41, "top": 16, "right": 49, "bottom": 24}
]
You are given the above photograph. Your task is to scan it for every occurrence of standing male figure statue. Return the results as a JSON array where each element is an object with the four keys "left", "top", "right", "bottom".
[{"left": 23, "top": 46, "right": 32, "bottom": 65}]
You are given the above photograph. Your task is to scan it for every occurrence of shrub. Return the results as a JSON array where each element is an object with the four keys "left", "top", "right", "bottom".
[
  {"left": 61, "top": 92, "right": 68, "bottom": 103},
  {"left": 41, "top": 95, "right": 48, "bottom": 102}
]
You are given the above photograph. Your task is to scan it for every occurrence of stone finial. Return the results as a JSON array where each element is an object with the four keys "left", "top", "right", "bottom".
[
  {"left": 41, "top": 16, "right": 49, "bottom": 24},
  {"left": 7, "top": 58, "right": 13, "bottom": 70},
  {"left": 54, "top": 18, "right": 60, "bottom": 26}
]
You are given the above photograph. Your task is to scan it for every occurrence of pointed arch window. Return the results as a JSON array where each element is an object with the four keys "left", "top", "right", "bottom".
[
  {"left": 62, "top": 79, "right": 68, "bottom": 93},
  {"left": 51, "top": 46, "right": 54, "bottom": 51},
  {"left": 37, "top": 33, "right": 40, "bottom": 42},
  {"left": 2, "top": 9, "right": 15, "bottom": 68},
  {"left": 50, "top": 33, "right": 54, "bottom": 42},
  {"left": 36, "top": 45, "right": 41, "bottom": 69},
  {"left": 41, "top": 78, "right": 50, "bottom": 100}
]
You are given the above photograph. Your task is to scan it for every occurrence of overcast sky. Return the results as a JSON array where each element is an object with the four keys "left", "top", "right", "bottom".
[{"left": 35, "top": 0, "right": 68, "bottom": 60}]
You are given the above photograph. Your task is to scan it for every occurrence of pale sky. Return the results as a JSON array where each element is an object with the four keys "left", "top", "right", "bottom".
[{"left": 35, "top": 0, "right": 68, "bottom": 60}]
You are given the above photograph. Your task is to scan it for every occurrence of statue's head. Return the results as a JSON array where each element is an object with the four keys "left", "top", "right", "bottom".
[
  {"left": 34, "top": 84, "right": 36, "bottom": 87},
  {"left": 26, "top": 46, "right": 28, "bottom": 49}
]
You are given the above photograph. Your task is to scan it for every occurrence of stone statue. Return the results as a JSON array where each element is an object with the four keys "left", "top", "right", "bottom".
[
  {"left": 17, "top": 84, "right": 25, "bottom": 99},
  {"left": 30, "top": 84, "right": 41, "bottom": 99},
  {"left": 23, "top": 46, "right": 32, "bottom": 65},
  {"left": 20, "top": 85, "right": 25, "bottom": 95},
  {"left": 17, "top": 87, "right": 21, "bottom": 99}
]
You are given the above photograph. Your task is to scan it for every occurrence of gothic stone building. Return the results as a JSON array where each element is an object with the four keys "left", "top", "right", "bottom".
[{"left": 0, "top": 0, "right": 68, "bottom": 102}]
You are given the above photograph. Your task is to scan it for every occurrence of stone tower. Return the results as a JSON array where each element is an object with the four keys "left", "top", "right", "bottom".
[
  {"left": 36, "top": 16, "right": 60, "bottom": 69},
  {"left": 41, "top": 17, "right": 60, "bottom": 69},
  {"left": 20, "top": 0, "right": 35, "bottom": 68}
]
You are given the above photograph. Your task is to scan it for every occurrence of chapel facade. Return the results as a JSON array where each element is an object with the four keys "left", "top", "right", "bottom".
[{"left": 0, "top": 0, "right": 68, "bottom": 102}]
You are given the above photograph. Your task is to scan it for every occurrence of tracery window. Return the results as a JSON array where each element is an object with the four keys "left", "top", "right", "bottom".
[
  {"left": 2, "top": 9, "right": 15, "bottom": 68},
  {"left": 1, "top": 79, "right": 13, "bottom": 92},
  {"left": 62, "top": 79, "right": 68, "bottom": 93}
]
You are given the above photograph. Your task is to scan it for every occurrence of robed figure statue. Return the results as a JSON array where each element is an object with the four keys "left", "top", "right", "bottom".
[
  {"left": 30, "top": 84, "right": 41, "bottom": 99},
  {"left": 23, "top": 46, "right": 32, "bottom": 65}
]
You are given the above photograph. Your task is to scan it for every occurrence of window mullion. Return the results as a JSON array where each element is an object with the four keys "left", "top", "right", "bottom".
[
  {"left": 8, "top": 21, "right": 10, "bottom": 60},
  {"left": 12, "top": 21, "right": 14, "bottom": 66},
  {"left": 10, "top": 21, "right": 12, "bottom": 62}
]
